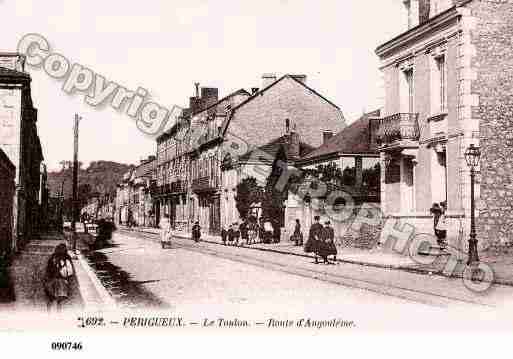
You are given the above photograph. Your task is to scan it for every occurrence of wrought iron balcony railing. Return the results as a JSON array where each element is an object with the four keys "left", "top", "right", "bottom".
[
  {"left": 191, "top": 175, "right": 220, "bottom": 192},
  {"left": 374, "top": 113, "right": 420, "bottom": 147}
]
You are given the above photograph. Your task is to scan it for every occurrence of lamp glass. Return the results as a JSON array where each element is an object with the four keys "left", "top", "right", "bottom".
[{"left": 465, "top": 144, "right": 481, "bottom": 168}]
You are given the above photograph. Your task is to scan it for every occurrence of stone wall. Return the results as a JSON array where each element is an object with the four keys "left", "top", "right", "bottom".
[{"left": 468, "top": 0, "right": 513, "bottom": 246}]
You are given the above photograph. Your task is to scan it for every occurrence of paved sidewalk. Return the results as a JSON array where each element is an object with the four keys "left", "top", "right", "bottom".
[
  {"left": 124, "top": 225, "right": 513, "bottom": 286},
  {"left": 0, "top": 232, "right": 111, "bottom": 312}
]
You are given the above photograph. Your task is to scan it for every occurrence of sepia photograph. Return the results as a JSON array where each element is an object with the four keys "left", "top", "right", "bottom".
[{"left": 0, "top": 0, "right": 512, "bottom": 355}]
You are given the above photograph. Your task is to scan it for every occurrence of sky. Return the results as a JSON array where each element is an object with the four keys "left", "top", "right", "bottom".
[{"left": 1, "top": 0, "right": 406, "bottom": 171}]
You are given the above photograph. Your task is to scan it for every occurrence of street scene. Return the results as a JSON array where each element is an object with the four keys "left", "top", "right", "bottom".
[{"left": 1, "top": 0, "right": 513, "bottom": 335}]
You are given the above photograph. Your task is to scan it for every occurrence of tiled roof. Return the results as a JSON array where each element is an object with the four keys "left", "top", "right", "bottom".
[
  {"left": 302, "top": 109, "right": 381, "bottom": 160},
  {"left": 239, "top": 134, "right": 315, "bottom": 164}
]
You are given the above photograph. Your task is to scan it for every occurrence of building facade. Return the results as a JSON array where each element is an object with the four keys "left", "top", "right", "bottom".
[
  {"left": 0, "top": 53, "right": 45, "bottom": 251},
  {"left": 152, "top": 74, "right": 346, "bottom": 236},
  {"left": 0, "top": 148, "right": 15, "bottom": 255},
  {"left": 374, "top": 0, "right": 513, "bottom": 249}
]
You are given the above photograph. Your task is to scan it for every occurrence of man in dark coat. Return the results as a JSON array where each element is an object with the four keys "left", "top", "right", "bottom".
[
  {"left": 227, "top": 224, "right": 235, "bottom": 245},
  {"left": 221, "top": 226, "right": 227, "bottom": 245},
  {"left": 305, "top": 216, "right": 323, "bottom": 264},
  {"left": 240, "top": 220, "right": 249, "bottom": 245},
  {"left": 192, "top": 221, "right": 201, "bottom": 243},
  {"left": 324, "top": 221, "right": 337, "bottom": 263}
]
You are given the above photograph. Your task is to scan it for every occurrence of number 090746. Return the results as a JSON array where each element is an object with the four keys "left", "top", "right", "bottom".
[{"left": 51, "top": 342, "right": 83, "bottom": 350}]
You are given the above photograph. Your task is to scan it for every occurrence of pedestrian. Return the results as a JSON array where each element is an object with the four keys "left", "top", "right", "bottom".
[
  {"left": 292, "top": 219, "right": 303, "bottom": 246},
  {"left": 272, "top": 221, "right": 281, "bottom": 243},
  {"left": 324, "top": 221, "right": 337, "bottom": 263},
  {"left": 192, "top": 221, "right": 201, "bottom": 243},
  {"left": 430, "top": 202, "right": 445, "bottom": 248},
  {"left": 221, "top": 226, "right": 228, "bottom": 245},
  {"left": 304, "top": 215, "right": 323, "bottom": 264},
  {"left": 258, "top": 218, "right": 265, "bottom": 243},
  {"left": 436, "top": 202, "right": 448, "bottom": 249},
  {"left": 43, "top": 243, "right": 74, "bottom": 312},
  {"left": 160, "top": 214, "right": 172, "bottom": 248},
  {"left": 233, "top": 222, "right": 240, "bottom": 246},
  {"left": 263, "top": 220, "right": 273, "bottom": 244},
  {"left": 227, "top": 224, "right": 235, "bottom": 245},
  {"left": 240, "top": 219, "right": 249, "bottom": 245}
]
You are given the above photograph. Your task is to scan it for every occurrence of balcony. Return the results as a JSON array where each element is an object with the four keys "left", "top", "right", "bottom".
[
  {"left": 374, "top": 113, "right": 420, "bottom": 149},
  {"left": 170, "top": 180, "right": 187, "bottom": 194},
  {"left": 192, "top": 176, "right": 220, "bottom": 193}
]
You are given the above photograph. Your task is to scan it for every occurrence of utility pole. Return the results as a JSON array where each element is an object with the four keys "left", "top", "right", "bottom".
[{"left": 71, "top": 114, "right": 81, "bottom": 254}]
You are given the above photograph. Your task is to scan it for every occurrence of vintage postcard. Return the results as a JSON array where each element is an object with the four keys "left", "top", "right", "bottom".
[{"left": 1, "top": 0, "right": 513, "bottom": 355}]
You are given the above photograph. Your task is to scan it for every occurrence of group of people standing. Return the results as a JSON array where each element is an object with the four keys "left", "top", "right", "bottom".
[
  {"left": 303, "top": 216, "right": 338, "bottom": 264},
  {"left": 221, "top": 220, "right": 253, "bottom": 246}
]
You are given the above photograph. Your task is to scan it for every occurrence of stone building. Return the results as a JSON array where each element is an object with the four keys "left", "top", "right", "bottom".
[
  {"left": 219, "top": 74, "right": 346, "bottom": 231},
  {"left": 222, "top": 120, "right": 315, "bottom": 229},
  {"left": 153, "top": 74, "right": 345, "bottom": 235},
  {"left": 131, "top": 156, "right": 156, "bottom": 227},
  {"left": 0, "top": 148, "right": 15, "bottom": 255},
  {"left": 285, "top": 110, "right": 382, "bottom": 244},
  {"left": 115, "top": 170, "right": 132, "bottom": 226},
  {"left": 374, "top": 0, "right": 513, "bottom": 250},
  {"left": 0, "top": 53, "right": 44, "bottom": 251}
]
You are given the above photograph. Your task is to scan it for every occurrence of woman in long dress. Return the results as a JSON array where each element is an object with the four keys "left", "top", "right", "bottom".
[
  {"left": 304, "top": 216, "right": 322, "bottom": 264},
  {"left": 160, "top": 214, "right": 171, "bottom": 248}
]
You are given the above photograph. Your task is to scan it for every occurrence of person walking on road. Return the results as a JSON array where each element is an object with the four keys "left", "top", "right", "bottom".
[
  {"left": 221, "top": 226, "right": 228, "bottom": 245},
  {"left": 324, "top": 221, "right": 337, "bottom": 263},
  {"left": 227, "top": 224, "right": 235, "bottom": 246},
  {"left": 192, "top": 221, "right": 201, "bottom": 243},
  {"left": 233, "top": 222, "right": 241, "bottom": 246},
  {"left": 304, "top": 215, "right": 322, "bottom": 264},
  {"left": 292, "top": 219, "right": 303, "bottom": 246},
  {"left": 43, "top": 243, "right": 74, "bottom": 312},
  {"left": 160, "top": 214, "right": 172, "bottom": 248},
  {"left": 240, "top": 219, "right": 249, "bottom": 246}
]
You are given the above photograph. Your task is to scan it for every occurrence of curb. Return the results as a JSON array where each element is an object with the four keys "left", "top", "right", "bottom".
[
  {"left": 74, "top": 251, "right": 117, "bottom": 311},
  {"left": 125, "top": 227, "right": 513, "bottom": 287}
]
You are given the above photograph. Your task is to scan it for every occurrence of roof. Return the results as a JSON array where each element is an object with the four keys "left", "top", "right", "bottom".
[
  {"left": 157, "top": 88, "right": 249, "bottom": 142},
  {"left": 301, "top": 109, "right": 381, "bottom": 161},
  {"left": 239, "top": 134, "right": 315, "bottom": 164},
  {"left": 222, "top": 74, "right": 342, "bottom": 136}
]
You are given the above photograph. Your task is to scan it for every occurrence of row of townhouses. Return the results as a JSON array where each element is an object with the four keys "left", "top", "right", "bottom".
[
  {"left": 93, "top": 0, "right": 512, "bottom": 252},
  {"left": 0, "top": 53, "right": 48, "bottom": 255}
]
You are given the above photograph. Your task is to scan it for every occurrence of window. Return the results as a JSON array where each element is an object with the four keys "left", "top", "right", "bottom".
[
  {"left": 433, "top": 55, "right": 447, "bottom": 113},
  {"left": 400, "top": 67, "right": 415, "bottom": 113}
]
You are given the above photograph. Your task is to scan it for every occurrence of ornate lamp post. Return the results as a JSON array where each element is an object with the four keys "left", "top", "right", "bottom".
[{"left": 464, "top": 144, "right": 481, "bottom": 265}]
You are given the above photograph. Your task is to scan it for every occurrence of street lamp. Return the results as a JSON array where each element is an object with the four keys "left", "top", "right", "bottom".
[{"left": 464, "top": 144, "right": 481, "bottom": 265}]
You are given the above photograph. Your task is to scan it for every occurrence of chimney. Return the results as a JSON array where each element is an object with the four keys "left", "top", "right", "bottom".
[
  {"left": 148, "top": 155, "right": 156, "bottom": 162},
  {"left": 262, "top": 73, "right": 277, "bottom": 88},
  {"left": 323, "top": 131, "right": 334, "bottom": 144},
  {"left": 200, "top": 87, "right": 219, "bottom": 109},
  {"left": 288, "top": 124, "right": 300, "bottom": 160},
  {"left": 194, "top": 82, "right": 200, "bottom": 98},
  {"left": 251, "top": 87, "right": 259, "bottom": 95},
  {"left": 418, "top": 0, "right": 430, "bottom": 24},
  {"left": 189, "top": 96, "right": 201, "bottom": 115},
  {"left": 290, "top": 74, "right": 307, "bottom": 84}
]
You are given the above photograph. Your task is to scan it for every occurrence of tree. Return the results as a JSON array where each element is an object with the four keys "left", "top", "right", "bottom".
[
  {"left": 261, "top": 145, "right": 288, "bottom": 227},
  {"left": 235, "top": 177, "right": 263, "bottom": 219}
]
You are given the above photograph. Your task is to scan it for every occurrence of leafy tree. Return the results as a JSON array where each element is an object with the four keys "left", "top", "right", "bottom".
[
  {"left": 235, "top": 177, "right": 263, "bottom": 219},
  {"left": 261, "top": 145, "right": 288, "bottom": 227}
]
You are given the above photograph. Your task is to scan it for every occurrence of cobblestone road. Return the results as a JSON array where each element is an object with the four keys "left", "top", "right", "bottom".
[{"left": 79, "top": 229, "right": 513, "bottom": 330}]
